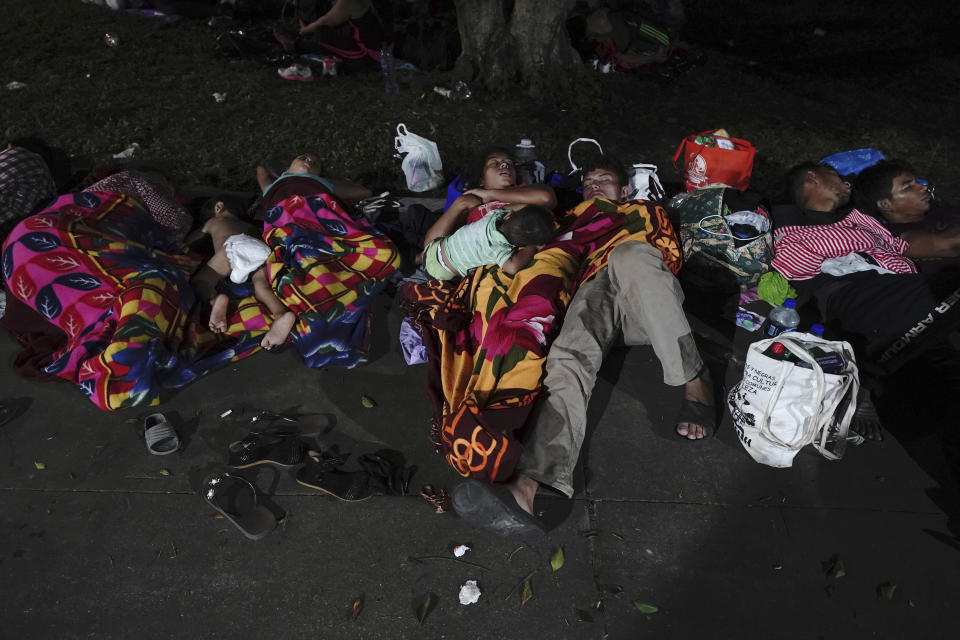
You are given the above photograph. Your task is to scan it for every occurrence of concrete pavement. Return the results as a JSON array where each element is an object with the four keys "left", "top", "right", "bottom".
[{"left": 2, "top": 295, "right": 959, "bottom": 639}]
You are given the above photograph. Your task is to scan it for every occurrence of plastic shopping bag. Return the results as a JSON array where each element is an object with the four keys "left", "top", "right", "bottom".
[{"left": 394, "top": 123, "right": 443, "bottom": 192}]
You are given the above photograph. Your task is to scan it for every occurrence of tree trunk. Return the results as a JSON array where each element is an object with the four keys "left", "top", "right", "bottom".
[{"left": 453, "top": 0, "right": 579, "bottom": 97}]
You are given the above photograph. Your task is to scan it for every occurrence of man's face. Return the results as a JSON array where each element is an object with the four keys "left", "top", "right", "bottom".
[
  {"left": 582, "top": 168, "right": 628, "bottom": 202},
  {"left": 813, "top": 167, "right": 851, "bottom": 208},
  {"left": 879, "top": 173, "right": 931, "bottom": 223}
]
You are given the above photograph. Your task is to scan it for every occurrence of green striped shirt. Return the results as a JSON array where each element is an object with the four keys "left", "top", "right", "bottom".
[{"left": 441, "top": 208, "right": 514, "bottom": 276}]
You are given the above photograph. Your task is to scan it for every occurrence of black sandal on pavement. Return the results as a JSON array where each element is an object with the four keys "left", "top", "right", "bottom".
[
  {"left": 201, "top": 472, "right": 276, "bottom": 540},
  {"left": 675, "top": 398, "right": 717, "bottom": 440},
  {"left": 228, "top": 430, "right": 307, "bottom": 469}
]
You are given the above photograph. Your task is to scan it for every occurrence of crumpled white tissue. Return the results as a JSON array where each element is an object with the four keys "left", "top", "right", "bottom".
[{"left": 458, "top": 580, "right": 481, "bottom": 605}]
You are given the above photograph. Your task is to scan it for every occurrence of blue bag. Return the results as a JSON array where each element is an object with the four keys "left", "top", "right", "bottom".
[{"left": 819, "top": 148, "right": 886, "bottom": 177}]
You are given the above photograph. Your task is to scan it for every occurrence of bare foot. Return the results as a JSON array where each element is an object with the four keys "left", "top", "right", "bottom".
[
  {"left": 676, "top": 370, "right": 713, "bottom": 440},
  {"left": 261, "top": 311, "right": 296, "bottom": 349},
  {"left": 209, "top": 294, "right": 229, "bottom": 333},
  {"left": 507, "top": 474, "right": 538, "bottom": 515}
]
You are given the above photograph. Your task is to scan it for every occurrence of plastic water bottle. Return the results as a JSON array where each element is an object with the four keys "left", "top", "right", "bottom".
[
  {"left": 515, "top": 139, "right": 538, "bottom": 185},
  {"left": 379, "top": 45, "right": 398, "bottom": 95},
  {"left": 761, "top": 298, "right": 800, "bottom": 338}
]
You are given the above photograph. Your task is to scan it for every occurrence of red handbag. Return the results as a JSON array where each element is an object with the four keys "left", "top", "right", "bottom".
[{"left": 673, "top": 130, "right": 756, "bottom": 192}]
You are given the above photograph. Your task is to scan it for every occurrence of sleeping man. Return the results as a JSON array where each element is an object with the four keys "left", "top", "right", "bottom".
[{"left": 452, "top": 157, "right": 715, "bottom": 539}]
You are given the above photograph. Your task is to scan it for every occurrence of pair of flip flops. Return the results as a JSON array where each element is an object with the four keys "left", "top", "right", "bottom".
[
  {"left": 201, "top": 472, "right": 276, "bottom": 540},
  {"left": 226, "top": 423, "right": 374, "bottom": 503},
  {"left": 144, "top": 413, "right": 179, "bottom": 455},
  {"left": 294, "top": 451, "right": 414, "bottom": 502}
]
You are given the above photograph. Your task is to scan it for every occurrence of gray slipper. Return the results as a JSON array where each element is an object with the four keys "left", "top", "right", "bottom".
[
  {"left": 144, "top": 413, "right": 179, "bottom": 455},
  {"left": 452, "top": 478, "right": 546, "bottom": 541},
  {"left": 201, "top": 472, "right": 276, "bottom": 541}
]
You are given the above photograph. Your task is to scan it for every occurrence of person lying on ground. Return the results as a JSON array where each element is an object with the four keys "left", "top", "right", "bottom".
[
  {"left": 256, "top": 152, "right": 372, "bottom": 215},
  {"left": 451, "top": 157, "right": 715, "bottom": 540},
  {"left": 854, "top": 159, "right": 960, "bottom": 272},
  {"left": 0, "top": 141, "right": 57, "bottom": 241},
  {"left": 421, "top": 204, "right": 554, "bottom": 281},
  {"left": 188, "top": 197, "right": 297, "bottom": 350},
  {"left": 84, "top": 168, "right": 193, "bottom": 241},
  {"left": 771, "top": 162, "right": 960, "bottom": 438},
  {"left": 298, "top": 0, "right": 384, "bottom": 63},
  {"left": 423, "top": 146, "right": 557, "bottom": 253}
]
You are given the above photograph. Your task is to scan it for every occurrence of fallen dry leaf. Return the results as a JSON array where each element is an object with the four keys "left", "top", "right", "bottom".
[
  {"left": 351, "top": 596, "right": 363, "bottom": 620},
  {"left": 34, "top": 461, "right": 46, "bottom": 470},
  {"left": 415, "top": 593, "right": 434, "bottom": 624},
  {"left": 360, "top": 394, "right": 377, "bottom": 408},
  {"left": 633, "top": 601, "right": 659, "bottom": 614},
  {"left": 159, "top": 469, "right": 171, "bottom": 476},
  {"left": 520, "top": 578, "right": 533, "bottom": 606},
  {"left": 824, "top": 555, "right": 846, "bottom": 579},
  {"left": 877, "top": 582, "right": 897, "bottom": 600},
  {"left": 550, "top": 547, "right": 565, "bottom": 572}
]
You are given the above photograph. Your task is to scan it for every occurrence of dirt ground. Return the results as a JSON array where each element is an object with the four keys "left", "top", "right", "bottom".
[{"left": 3, "top": 0, "right": 960, "bottom": 201}]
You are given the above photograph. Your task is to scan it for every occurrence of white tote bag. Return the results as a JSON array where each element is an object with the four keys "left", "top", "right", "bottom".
[
  {"left": 727, "top": 332, "right": 860, "bottom": 468},
  {"left": 394, "top": 123, "right": 443, "bottom": 192}
]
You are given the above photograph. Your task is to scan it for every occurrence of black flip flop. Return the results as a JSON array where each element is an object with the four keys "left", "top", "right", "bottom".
[
  {"left": 451, "top": 478, "right": 546, "bottom": 541},
  {"left": 675, "top": 399, "right": 717, "bottom": 440},
  {"left": 295, "top": 455, "right": 373, "bottom": 502},
  {"left": 228, "top": 431, "right": 306, "bottom": 468},
  {"left": 201, "top": 472, "right": 276, "bottom": 540}
]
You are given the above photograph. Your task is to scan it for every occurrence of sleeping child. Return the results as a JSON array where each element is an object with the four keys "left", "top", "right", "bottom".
[
  {"left": 421, "top": 204, "right": 555, "bottom": 281},
  {"left": 189, "top": 198, "right": 297, "bottom": 350}
]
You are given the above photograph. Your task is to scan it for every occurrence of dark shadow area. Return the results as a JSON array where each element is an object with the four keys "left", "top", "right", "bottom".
[{"left": 875, "top": 347, "right": 960, "bottom": 546}]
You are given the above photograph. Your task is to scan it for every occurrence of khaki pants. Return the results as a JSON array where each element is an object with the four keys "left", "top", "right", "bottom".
[{"left": 516, "top": 241, "right": 703, "bottom": 497}]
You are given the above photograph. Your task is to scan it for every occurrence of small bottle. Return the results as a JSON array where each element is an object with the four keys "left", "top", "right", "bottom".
[
  {"left": 797, "top": 322, "right": 845, "bottom": 373},
  {"left": 379, "top": 45, "right": 398, "bottom": 95},
  {"left": 515, "top": 138, "right": 538, "bottom": 185},
  {"left": 761, "top": 298, "right": 800, "bottom": 338}
]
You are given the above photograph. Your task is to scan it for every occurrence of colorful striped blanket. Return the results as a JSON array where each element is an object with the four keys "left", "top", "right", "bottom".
[
  {"left": 2, "top": 191, "right": 399, "bottom": 410},
  {"left": 400, "top": 198, "right": 681, "bottom": 482}
]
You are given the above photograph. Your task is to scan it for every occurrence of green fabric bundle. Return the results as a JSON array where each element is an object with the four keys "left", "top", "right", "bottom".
[{"left": 757, "top": 271, "right": 797, "bottom": 306}]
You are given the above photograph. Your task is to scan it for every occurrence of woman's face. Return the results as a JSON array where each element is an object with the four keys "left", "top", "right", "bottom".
[
  {"left": 481, "top": 153, "right": 516, "bottom": 189},
  {"left": 287, "top": 153, "right": 321, "bottom": 175}
]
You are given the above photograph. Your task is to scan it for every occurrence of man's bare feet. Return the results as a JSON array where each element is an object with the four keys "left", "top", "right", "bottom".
[
  {"left": 676, "top": 370, "right": 714, "bottom": 440},
  {"left": 507, "top": 474, "right": 538, "bottom": 515},
  {"left": 261, "top": 311, "right": 296, "bottom": 349},
  {"left": 209, "top": 294, "right": 229, "bottom": 333}
]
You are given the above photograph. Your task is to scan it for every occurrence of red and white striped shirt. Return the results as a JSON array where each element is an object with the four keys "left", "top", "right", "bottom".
[{"left": 772, "top": 209, "right": 916, "bottom": 280}]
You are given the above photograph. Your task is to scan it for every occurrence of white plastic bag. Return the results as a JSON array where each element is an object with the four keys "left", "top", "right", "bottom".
[
  {"left": 394, "top": 123, "right": 443, "bottom": 192},
  {"left": 727, "top": 332, "right": 860, "bottom": 468},
  {"left": 568, "top": 138, "right": 663, "bottom": 200},
  {"left": 628, "top": 163, "right": 665, "bottom": 201}
]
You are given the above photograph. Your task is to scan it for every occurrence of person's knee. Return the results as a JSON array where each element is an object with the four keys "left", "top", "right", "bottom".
[{"left": 609, "top": 241, "right": 664, "bottom": 273}]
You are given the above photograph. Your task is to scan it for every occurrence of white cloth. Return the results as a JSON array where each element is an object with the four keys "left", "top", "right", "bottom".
[
  {"left": 820, "top": 253, "right": 896, "bottom": 277},
  {"left": 224, "top": 234, "right": 271, "bottom": 284}
]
